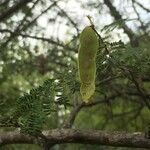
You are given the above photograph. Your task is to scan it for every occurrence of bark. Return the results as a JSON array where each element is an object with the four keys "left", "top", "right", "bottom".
[{"left": 0, "top": 129, "right": 150, "bottom": 149}]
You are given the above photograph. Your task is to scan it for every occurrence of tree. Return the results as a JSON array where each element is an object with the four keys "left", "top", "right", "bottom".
[{"left": 0, "top": 0, "right": 150, "bottom": 150}]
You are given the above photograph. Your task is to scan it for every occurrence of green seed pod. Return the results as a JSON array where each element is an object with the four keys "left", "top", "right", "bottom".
[{"left": 78, "top": 26, "right": 99, "bottom": 103}]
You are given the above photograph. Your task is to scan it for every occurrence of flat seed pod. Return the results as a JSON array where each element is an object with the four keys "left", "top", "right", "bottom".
[{"left": 78, "top": 26, "right": 99, "bottom": 103}]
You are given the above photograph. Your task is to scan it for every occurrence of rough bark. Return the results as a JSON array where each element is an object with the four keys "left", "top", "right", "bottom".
[{"left": 0, "top": 129, "right": 150, "bottom": 149}]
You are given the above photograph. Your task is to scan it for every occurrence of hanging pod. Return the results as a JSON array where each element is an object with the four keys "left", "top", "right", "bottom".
[{"left": 78, "top": 26, "right": 99, "bottom": 103}]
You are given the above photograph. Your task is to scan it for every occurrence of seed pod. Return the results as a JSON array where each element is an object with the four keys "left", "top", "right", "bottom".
[{"left": 78, "top": 26, "right": 98, "bottom": 103}]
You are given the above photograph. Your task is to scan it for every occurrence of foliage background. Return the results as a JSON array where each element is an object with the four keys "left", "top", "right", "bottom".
[{"left": 0, "top": 0, "right": 150, "bottom": 149}]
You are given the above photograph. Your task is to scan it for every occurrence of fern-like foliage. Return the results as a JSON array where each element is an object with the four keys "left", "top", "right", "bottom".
[
  {"left": 101, "top": 18, "right": 136, "bottom": 33},
  {"left": 16, "top": 79, "right": 55, "bottom": 135},
  {"left": 55, "top": 67, "right": 80, "bottom": 106},
  {"left": 9, "top": 68, "right": 80, "bottom": 135}
]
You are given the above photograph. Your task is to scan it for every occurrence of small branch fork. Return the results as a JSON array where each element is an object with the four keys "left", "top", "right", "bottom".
[{"left": 62, "top": 93, "right": 119, "bottom": 129}]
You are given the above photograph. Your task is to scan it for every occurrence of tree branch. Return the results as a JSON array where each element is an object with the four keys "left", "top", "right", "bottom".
[
  {"left": 55, "top": 4, "right": 79, "bottom": 34},
  {"left": 127, "top": 69, "right": 150, "bottom": 109},
  {"left": 0, "top": 129, "right": 150, "bottom": 149},
  {"left": 0, "top": 0, "right": 60, "bottom": 49},
  {"left": 63, "top": 94, "right": 119, "bottom": 129},
  {"left": 0, "top": 0, "right": 33, "bottom": 22},
  {"left": 63, "top": 102, "right": 83, "bottom": 128},
  {"left": 0, "top": 29, "right": 75, "bottom": 51},
  {"left": 134, "top": 0, "right": 150, "bottom": 13},
  {"left": 103, "top": 0, "right": 139, "bottom": 47}
]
